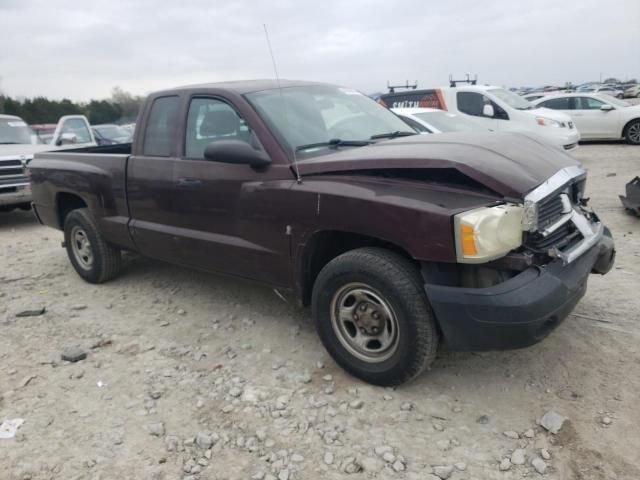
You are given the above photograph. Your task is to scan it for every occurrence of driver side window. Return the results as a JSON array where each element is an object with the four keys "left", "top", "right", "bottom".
[
  {"left": 573, "top": 97, "right": 605, "bottom": 110},
  {"left": 60, "top": 118, "right": 92, "bottom": 144},
  {"left": 184, "top": 98, "right": 252, "bottom": 159},
  {"left": 457, "top": 92, "right": 508, "bottom": 120}
]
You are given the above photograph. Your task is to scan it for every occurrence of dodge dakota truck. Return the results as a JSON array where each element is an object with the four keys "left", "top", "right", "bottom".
[{"left": 29, "top": 80, "right": 615, "bottom": 386}]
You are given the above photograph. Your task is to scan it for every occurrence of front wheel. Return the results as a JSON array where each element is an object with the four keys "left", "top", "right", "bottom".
[
  {"left": 312, "top": 248, "right": 439, "bottom": 386},
  {"left": 625, "top": 119, "right": 640, "bottom": 145},
  {"left": 64, "top": 208, "right": 122, "bottom": 283}
]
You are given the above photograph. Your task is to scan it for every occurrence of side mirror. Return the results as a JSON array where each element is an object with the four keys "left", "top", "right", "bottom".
[
  {"left": 204, "top": 140, "right": 271, "bottom": 168},
  {"left": 56, "top": 133, "right": 78, "bottom": 146},
  {"left": 482, "top": 104, "right": 495, "bottom": 117},
  {"left": 56, "top": 133, "right": 77, "bottom": 146},
  {"left": 600, "top": 104, "right": 615, "bottom": 112}
]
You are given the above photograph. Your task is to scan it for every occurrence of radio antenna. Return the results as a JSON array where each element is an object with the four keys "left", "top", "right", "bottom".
[{"left": 263, "top": 24, "right": 301, "bottom": 183}]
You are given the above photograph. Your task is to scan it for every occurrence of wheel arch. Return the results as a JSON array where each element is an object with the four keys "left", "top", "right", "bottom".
[
  {"left": 297, "top": 230, "right": 417, "bottom": 307},
  {"left": 56, "top": 191, "right": 88, "bottom": 229},
  {"left": 622, "top": 117, "right": 640, "bottom": 139}
]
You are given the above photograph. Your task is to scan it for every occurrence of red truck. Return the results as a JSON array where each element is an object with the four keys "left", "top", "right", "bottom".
[{"left": 28, "top": 80, "right": 615, "bottom": 386}]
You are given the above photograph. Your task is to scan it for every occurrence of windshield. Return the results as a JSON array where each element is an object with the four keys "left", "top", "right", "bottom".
[
  {"left": 245, "top": 85, "right": 415, "bottom": 156},
  {"left": 95, "top": 125, "right": 130, "bottom": 140},
  {"left": 414, "top": 111, "right": 487, "bottom": 132},
  {"left": 489, "top": 88, "right": 534, "bottom": 110},
  {"left": 597, "top": 95, "right": 631, "bottom": 107},
  {"left": 0, "top": 118, "right": 40, "bottom": 144}
]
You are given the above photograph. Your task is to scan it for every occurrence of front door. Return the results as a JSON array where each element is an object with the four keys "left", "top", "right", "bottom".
[
  {"left": 570, "top": 96, "right": 620, "bottom": 139},
  {"left": 169, "top": 95, "right": 293, "bottom": 286}
]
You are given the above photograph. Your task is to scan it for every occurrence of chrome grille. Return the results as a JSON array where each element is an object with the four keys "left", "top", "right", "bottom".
[
  {"left": 537, "top": 193, "right": 566, "bottom": 229},
  {"left": 527, "top": 221, "right": 583, "bottom": 251},
  {"left": 0, "top": 157, "right": 29, "bottom": 190}
]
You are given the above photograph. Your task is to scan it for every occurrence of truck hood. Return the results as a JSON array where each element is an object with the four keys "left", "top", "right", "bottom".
[
  {"left": 296, "top": 132, "right": 580, "bottom": 199},
  {"left": 0, "top": 144, "right": 58, "bottom": 158}
]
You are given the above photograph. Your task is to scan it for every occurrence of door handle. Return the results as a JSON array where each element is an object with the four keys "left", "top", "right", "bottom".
[{"left": 177, "top": 177, "right": 202, "bottom": 188}]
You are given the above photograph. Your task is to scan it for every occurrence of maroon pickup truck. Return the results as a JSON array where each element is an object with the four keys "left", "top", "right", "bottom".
[{"left": 29, "top": 80, "right": 615, "bottom": 386}]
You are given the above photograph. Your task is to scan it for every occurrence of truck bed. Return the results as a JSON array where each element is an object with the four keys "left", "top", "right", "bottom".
[
  {"left": 29, "top": 146, "right": 135, "bottom": 250},
  {"left": 53, "top": 142, "right": 132, "bottom": 155}
]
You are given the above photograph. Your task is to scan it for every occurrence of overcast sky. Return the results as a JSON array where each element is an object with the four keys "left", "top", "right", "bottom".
[{"left": 1, "top": 0, "right": 639, "bottom": 101}]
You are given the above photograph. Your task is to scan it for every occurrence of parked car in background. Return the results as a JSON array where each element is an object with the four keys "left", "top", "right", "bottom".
[
  {"left": 523, "top": 93, "right": 547, "bottom": 102},
  {"left": 120, "top": 123, "right": 136, "bottom": 135},
  {"left": 30, "top": 123, "right": 58, "bottom": 144},
  {"left": 623, "top": 84, "right": 640, "bottom": 98},
  {"left": 92, "top": 124, "right": 133, "bottom": 145},
  {"left": 28, "top": 80, "right": 614, "bottom": 385},
  {"left": 392, "top": 108, "right": 489, "bottom": 133},
  {"left": 532, "top": 93, "right": 640, "bottom": 144},
  {"left": 379, "top": 84, "right": 580, "bottom": 151},
  {"left": 578, "top": 85, "right": 624, "bottom": 98},
  {"left": 0, "top": 114, "right": 95, "bottom": 211}
]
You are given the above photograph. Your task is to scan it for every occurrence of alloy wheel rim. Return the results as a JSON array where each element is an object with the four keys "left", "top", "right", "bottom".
[
  {"left": 629, "top": 123, "right": 640, "bottom": 143},
  {"left": 330, "top": 283, "right": 400, "bottom": 363},
  {"left": 71, "top": 226, "right": 94, "bottom": 269}
]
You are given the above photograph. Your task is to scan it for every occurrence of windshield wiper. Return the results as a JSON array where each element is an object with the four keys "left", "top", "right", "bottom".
[
  {"left": 0, "top": 142, "right": 21, "bottom": 144},
  {"left": 370, "top": 131, "right": 418, "bottom": 139},
  {"left": 295, "top": 138, "right": 372, "bottom": 152}
]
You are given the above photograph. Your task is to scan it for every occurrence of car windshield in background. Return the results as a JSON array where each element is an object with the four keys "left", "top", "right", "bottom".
[
  {"left": 94, "top": 125, "right": 131, "bottom": 140},
  {"left": 414, "top": 111, "right": 487, "bottom": 132},
  {"left": 246, "top": 85, "right": 416, "bottom": 156},
  {"left": 489, "top": 88, "right": 534, "bottom": 110},
  {"left": 0, "top": 118, "right": 40, "bottom": 144},
  {"left": 597, "top": 95, "right": 631, "bottom": 107}
]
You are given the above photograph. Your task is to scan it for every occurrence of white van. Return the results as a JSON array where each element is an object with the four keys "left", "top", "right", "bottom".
[{"left": 379, "top": 85, "right": 580, "bottom": 151}]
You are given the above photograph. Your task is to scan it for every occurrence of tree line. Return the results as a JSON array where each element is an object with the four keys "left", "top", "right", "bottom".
[{"left": 0, "top": 87, "right": 144, "bottom": 125}]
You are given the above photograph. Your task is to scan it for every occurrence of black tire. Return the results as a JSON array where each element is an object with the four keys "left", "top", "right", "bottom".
[
  {"left": 624, "top": 119, "right": 640, "bottom": 145},
  {"left": 312, "top": 247, "right": 439, "bottom": 386},
  {"left": 64, "top": 208, "right": 122, "bottom": 283}
]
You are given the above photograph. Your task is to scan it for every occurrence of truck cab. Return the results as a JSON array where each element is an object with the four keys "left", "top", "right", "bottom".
[{"left": 379, "top": 85, "right": 581, "bottom": 152}]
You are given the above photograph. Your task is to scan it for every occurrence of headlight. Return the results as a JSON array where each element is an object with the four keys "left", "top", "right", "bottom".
[
  {"left": 536, "top": 117, "right": 564, "bottom": 128},
  {"left": 454, "top": 204, "right": 524, "bottom": 263}
]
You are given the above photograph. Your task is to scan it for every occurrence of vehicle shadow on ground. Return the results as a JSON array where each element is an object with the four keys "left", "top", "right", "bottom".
[
  {"left": 0, "top": 209, "right": 38, "bottom": 230},
  {"left": 113, "top": 252, "right": 579, "bottom": 395},
  {"left": 579, "top": 140, "right": 629, "bottom": 146}
]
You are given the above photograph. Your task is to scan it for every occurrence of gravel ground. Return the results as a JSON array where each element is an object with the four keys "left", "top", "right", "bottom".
[{"left": 1, "top": 142, "right": 639, "bottom": 480}]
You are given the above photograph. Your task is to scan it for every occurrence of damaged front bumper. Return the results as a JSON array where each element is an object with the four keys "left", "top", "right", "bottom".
[{"left": 423, "top": 228, "right": 615, "bottom": 351}]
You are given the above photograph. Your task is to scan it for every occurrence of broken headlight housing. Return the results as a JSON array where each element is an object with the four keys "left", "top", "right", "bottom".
[{"left": 454, "top": 204, "right": 524, "bottom": 263}]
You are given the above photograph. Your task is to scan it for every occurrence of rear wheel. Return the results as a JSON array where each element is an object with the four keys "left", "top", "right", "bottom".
[
  {"left": 64, "top": 208, "right": 122, "bottom": 283},
  {"left": 625, "top": 119, "right": 640, "bottom": 145},
  {"left": 312, "top": 248, "right": 439, "bottom": 386}
]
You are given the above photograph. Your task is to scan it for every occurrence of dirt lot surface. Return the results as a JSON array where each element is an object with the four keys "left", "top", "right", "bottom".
[{"left": 1, "top": 143, "right": 639, "bottom": 480}]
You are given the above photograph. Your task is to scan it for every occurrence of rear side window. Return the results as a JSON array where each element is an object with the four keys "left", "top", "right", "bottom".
[
  {"left": 539, "top": 98, "right": 570, "bottom": 110},
  {"left": 143, "top": 96, "right": 180, "bottom": 156}
]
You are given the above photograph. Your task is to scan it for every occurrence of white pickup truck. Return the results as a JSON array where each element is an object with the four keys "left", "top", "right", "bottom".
[
  {"left": 379, "top": 84, "right": 580, "bottom": 151},
  {"left": 0, "top": 114, "right": 96, "bottom": 212}
]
